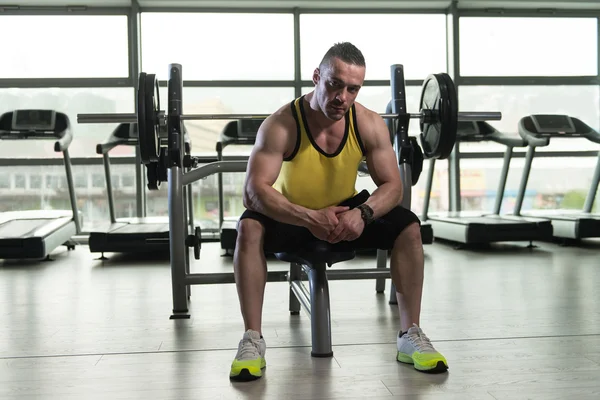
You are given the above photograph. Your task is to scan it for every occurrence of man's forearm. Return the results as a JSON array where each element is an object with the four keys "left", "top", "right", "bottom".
[
  {"left": 363, "top": 182, "right": 403, "bottom": 219},
  {"left": 245, "top": 185, "right": 313, "bottom": 227}
]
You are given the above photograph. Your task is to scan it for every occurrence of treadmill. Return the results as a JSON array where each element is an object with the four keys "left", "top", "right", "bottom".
[
  {"left": 423, "top": 120, "right": 553, "bottom": 245},
  {"left": 0, "top": 109, "right": 81, "bottom": 259},
  {"left": 218, "top": 119, "right": 263, "bottom": 254},
  {"left": 88, "top": 123, "right": 194, "bottom": 255},
  {"left": 512, "top": 114, "right": 600, "bottom": 241}
]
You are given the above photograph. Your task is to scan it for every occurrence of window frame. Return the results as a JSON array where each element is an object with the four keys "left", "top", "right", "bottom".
[{"left": 0, "top": 7, "right": 133, "bottom": 87}]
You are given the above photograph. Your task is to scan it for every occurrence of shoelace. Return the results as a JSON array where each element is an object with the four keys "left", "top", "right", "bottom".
[
  {"left": 237, "top": 338, "right": 261, "bottom": 360},
  {"left": 406, "top": 324, "right": 436, "bottom": 353}
]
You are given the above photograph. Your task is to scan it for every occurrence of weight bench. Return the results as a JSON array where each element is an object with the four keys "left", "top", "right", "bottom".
[{"left": 275, "top": 241, "right": 357, "bottom": 357}]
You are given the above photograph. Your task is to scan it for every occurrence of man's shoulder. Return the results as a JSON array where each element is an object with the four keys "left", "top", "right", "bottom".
[
  {"left": 263, "top": 100, "right": 297, "bottom": 132},
  {"left": 253, "top": 100, "right": 298, "bottom": 155},
  {"left": 353, "top": 101, "right": 385, "bottom": 136},
  {"left": 353, "top": 101, "right": 382, "bottom": 124}
]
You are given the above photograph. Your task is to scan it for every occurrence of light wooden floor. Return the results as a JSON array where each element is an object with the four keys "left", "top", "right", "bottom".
[{"left": 1, "top": 238, "right": 599, "bottom": 399}]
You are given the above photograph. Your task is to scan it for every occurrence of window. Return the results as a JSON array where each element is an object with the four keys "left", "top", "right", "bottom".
[
  {"left": 457, "top": 156, "right": 600, "bottom": 213},
  {"left": 0, "top": 164, "right": 145, "bottom": 232},
  {"left": 158, "top": 86, "right": 295, "bottom": 154},
  {"left": 15, "top": 174, "right": 26, "bottom": 189},
  {"left": 0, "top": 15, "right": 129, "bottom": 78},
  {"left": 300, "top": 14, "right": 447, "bottom": 81},
  {"left": 112, "top": 175, "right": 121, "bottom": 189},
  {"left": 459, "top": 17, "right": 598, "bottom": 77},
  {"left": 30, "top": 175, "right": 42, "bottom": 190},
  {"left": 458, "top": 85, "right": 600, "bottom": 152},
  {"left": 122, "top": 175, "right": 135, "bottom": 188},
  {"left": 0, "top": 175, "right": 9, "bottom": 188},
  {"left": 75, "top": 175, "right": 88, "bottom": 189},
  {"left": 0, "top": 87, "right": 134, "bottom": 158},
  {"left": 301, "top": 85, "right": 423, "bottom": 135},
  {"left": 92, "top": 174, "right": 105, "bottom": 189},
  {"left": 141, "top": 13, "right": 295, "bottom": 80}
]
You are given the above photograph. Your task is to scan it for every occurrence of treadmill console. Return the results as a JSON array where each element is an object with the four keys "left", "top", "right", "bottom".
[
  {"left": 0, "top": 109, "right": 62, "bottom": 139},
  {"left": 12, "top": 109, "right": 56, "bottom": 132},
  {"left": 530, "top": 114, "right": 577, "bottom": 137},
  {"left": 456, "top": 120, "right": 497, "bottom": 142},
  {"left": 217, "top": 118, "right": 265, "bottom": 151},
  {"left": 238, "top": 119, "right": 264, "bottom": 138}
]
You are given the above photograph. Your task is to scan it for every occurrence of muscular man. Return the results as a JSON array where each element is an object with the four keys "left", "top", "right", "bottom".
[{"left": 229, "top": 42, "right": 448, "bottom": 381}]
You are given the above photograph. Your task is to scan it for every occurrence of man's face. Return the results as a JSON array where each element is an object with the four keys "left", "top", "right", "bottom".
[{"left": 313, "top": 57, "right": 365, "bottom": 121}]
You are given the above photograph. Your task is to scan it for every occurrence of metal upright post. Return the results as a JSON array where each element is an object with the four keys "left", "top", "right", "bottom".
[
  {"left": 388, "top": 65, "right": 413, "bottom": 306},
  {"left": 422, "top": 159, "right": 436, "bottom": 220},
  {"left": 492, "top": 147, "right": 513, "bottom": 215},
  {"left": 167, "top": 63, "right": 189, "bottom": 317},
  {"left": 583, "top": 152, "right": 600, "bottom": 213},
  {"left": 217, "top": 144, "right": 225, "bottom": 229},
  {"left": 447, "top": 1, "right": 461, "bottom": 213},
  {"left": 63, "top": 149, "right": 82, "bottom": 234},
  {"left": 514, "top": 146, "right": 536, "bottom": 216},
  {"left": 129, "top": 1, "right": 146, "bottom": 218},
  {"left": 102, "top": 153, "right": 117, "bottom": 223}
]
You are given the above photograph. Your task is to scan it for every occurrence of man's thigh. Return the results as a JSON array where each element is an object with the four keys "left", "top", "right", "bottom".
[
  {"left": 238, "top": 210, "right": 314, "bottom": 253},
  {"left": 349, "top": 205, "right": 422, "bottom": 251}
]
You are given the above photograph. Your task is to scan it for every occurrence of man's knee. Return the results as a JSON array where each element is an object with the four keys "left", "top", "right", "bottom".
[
  {"left": 236, "top": 218, "right": 265, "bottom": 248},
  {"left": 394, "top": 222, "right": 422, "bottom": 247}
]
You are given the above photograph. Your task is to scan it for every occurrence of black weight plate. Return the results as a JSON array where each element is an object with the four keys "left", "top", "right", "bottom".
[
  {"left": 138, "top": 72, "right": 161, "bottom": 164},
  {"left": 419, "top": 73, "right": 458, "bottom": 159},
  {"left": 410, "top": 136, "right": 424, "bottom": 186},
  {"left": 437, "top": 72, "right": 458, "bottom": 159},
  {"left": 146, "top": 162, "right": 159, "bottom": 190}
]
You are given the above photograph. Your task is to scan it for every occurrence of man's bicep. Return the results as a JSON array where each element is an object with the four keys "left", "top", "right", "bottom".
[
  {"left": 246, "top": 147, "right": 284, "bottom": 188},
  {"left": 365, "top": 117, "right": 401, "bottom": 187},
  {"left": 245, "top": 120, "right": 288, "bottom": 188}
]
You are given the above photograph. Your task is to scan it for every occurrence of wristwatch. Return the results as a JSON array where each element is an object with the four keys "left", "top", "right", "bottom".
[{"left": 357, "top": 204, "right": 375, "bottom": 225}]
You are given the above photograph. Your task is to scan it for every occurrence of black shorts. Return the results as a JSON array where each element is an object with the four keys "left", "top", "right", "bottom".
[{"left": 239, "top": 190, "right": 421, "bottom": 253}]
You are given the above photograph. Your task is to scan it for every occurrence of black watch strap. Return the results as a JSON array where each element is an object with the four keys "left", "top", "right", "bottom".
[{"left": 357, "top": 204, "right": 375, "bottom": 225}]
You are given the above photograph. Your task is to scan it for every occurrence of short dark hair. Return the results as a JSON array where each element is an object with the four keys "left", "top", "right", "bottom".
[{"left": 319, "top": 42, "right": 365, "bottom": 70}]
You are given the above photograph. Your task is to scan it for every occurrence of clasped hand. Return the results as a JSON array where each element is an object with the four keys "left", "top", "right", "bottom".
[{"left": 306, "top": 205, "right": 365, "bottom": 244}]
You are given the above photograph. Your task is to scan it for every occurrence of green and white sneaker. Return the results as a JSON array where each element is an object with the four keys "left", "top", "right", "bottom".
[
  {"left": 229, "top": 329, "right": 267, "bottom": 381},
  {"left": 396, "top": 324, "right": 448, "bottom": 373}
]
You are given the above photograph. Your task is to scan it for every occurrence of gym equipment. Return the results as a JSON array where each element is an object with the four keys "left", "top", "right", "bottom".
[
  {"left": 513, "top": 114, "right": 600, "bottom": 241},
  {"left": 383, "top": 104, "right": 433, "bottom": 247},
  {"left": 423, "top": 120, "right": 553, "bottom": 245},
  {"left": 76, "top": 63, "right": 499, "bottom": 357},
  {"left": 77, "top": 72, "right": 501, "bottom": 174},
  {"left": 88, "top": 122, "right": 195, "bottom": 255},
  {"left": 0, "top": 110, "right": 80, "bottom": 259}
]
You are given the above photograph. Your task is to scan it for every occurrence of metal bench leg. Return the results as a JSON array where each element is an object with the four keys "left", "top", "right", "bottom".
[
  {"left": 289, "top": 262, "right": 302, "bottom": 315},
  {"left": 375, "top": 249, "right": 387, "bottom": 293},
  {"left": 389, "top": 282, "right": 398, "bottom": 304},
  {"left": 307, "top": 262, "right": 333, "bottom": 357}
]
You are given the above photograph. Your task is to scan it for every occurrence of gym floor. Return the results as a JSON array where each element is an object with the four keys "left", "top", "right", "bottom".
[{"left": 1, "top": 239, "right": 599, "bottom": 399}]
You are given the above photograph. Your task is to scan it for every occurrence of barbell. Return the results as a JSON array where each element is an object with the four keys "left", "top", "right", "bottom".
[{"left": 77, "top": 71, "right": 501, "bottom": 164}]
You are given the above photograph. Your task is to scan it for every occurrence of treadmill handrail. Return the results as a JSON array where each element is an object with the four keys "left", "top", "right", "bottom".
[
  {"left": 583, "top": 126, "right": 600, "bottom": 144},
  {"left": 218, "top": 137, "right": 256, "bottom": 150},
  {"left": 96, "top": 136, "right": 138, "bottom": 155},
  {"left": 53, "top": 113, "right": 73, "bottom": 152},
  {"left": 487, "top": 131, "right": 526, "bottom": 148},
  {"left": 518, "top": 117, "right": 550, "bottom": 147}
]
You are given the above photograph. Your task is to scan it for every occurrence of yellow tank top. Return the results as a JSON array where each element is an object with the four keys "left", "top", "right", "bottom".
[{"left": 273, "top": 96, "right": 366, "bottom": 210}]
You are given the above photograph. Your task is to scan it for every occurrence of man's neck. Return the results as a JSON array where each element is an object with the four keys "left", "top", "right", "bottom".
[{"left": 305, "top": 93, "right": 341, "bottom": 131}]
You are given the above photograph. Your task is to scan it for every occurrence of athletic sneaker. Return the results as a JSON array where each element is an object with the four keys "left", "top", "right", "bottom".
[
  {"left": 396, "top": 324, "right": 448, "bottom": 373},
  {"left": 229, "top": 329, "right": 267, "bottom": 381}
]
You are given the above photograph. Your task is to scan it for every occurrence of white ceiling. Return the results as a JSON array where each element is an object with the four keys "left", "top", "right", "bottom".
[{"left": 2, "top": 0, "right": 600, "bottom": 9}]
